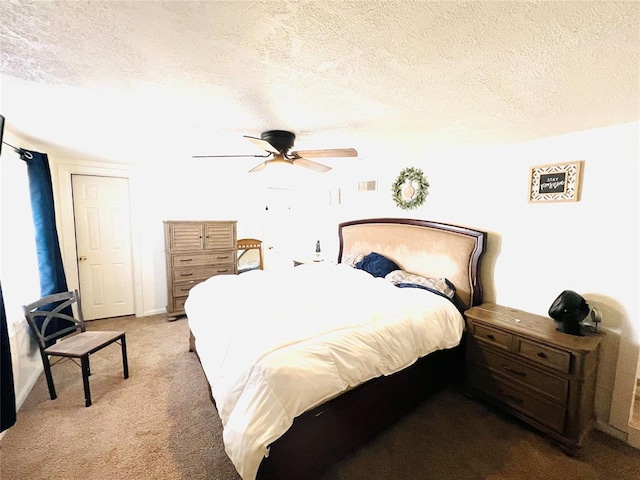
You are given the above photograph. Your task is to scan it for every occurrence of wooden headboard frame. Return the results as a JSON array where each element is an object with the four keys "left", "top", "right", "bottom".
[{"left": 338, "top": 218, "right": 486, "bottom": 308}]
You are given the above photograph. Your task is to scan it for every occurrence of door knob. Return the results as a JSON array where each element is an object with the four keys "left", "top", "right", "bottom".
[{"left": 78, "top": 256, "right": 87, "bottom": 261}]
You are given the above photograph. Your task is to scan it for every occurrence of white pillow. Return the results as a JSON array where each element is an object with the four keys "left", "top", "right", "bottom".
[
  {"left": 385, "top": 269, "right": 456, "bottom": 299},
  {"left": 342, "top": 253, "right": 365, "bottom": 268}
]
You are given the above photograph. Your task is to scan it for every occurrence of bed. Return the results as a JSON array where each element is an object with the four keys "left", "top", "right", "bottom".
[{"left": 185, "top": 218, "right": 486, "bottom": 480}]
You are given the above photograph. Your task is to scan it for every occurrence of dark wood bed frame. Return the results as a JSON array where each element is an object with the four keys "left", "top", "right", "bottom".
[{"left": 189, "top": 218, "right": 486, "bottom": 480}]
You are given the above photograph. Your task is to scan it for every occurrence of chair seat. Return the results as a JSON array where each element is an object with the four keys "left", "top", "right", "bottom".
[{"left": 45, "top": 331, "right": 125, "bottom": 358}]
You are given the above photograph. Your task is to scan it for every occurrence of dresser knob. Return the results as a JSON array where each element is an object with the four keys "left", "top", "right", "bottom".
[{"left": 537, "top": 352, "right": 548, "bottom": 358}]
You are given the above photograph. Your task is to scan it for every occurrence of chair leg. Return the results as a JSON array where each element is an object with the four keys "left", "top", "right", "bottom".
[
  {"left": 121, "top": 335, "right": 129, "bottom": 379},
  {"left": 40, "top": 351, "right": 57, "bottom": 400},
  {"left": 80, "top": 355, "right": 92, "bottom": 407}
]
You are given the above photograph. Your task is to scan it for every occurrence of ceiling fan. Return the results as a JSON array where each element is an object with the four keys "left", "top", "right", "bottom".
[{"left": 193, "top": 130, "right": 358, "bottom": 173}]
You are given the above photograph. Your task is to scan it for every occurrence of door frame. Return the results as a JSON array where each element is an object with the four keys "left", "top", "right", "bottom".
[{"left": 53, "top": 159, "right": 144, "bottom": 318}]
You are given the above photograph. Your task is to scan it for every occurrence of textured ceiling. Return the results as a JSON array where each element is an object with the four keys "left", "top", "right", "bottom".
[{"left": 1, "top": 1, "right": 639, "bottom": 164}]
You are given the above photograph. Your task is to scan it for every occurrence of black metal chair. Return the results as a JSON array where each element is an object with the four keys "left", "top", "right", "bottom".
[{"left": 23, "top": 290, "right": 128, "bottom": 407}]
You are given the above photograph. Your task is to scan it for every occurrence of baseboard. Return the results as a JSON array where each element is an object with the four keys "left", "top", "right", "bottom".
[
  {"left": 15, "top": 365, "right": 43, "bottom": 411},
  {"left": 595, "top": 419, "right": 628, "bottom": 442},
  {"left": 628, "top": 423, "right": 640, "bottom": 449},
  {"left": 142, "top": 308, "right": 166, "bottom": 317}
]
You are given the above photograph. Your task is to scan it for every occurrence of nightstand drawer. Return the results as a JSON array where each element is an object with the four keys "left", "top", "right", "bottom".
[
  {"left": 472, "top": 323, "right": 512, "bottom": 351},
  {"left": 515, "top": 338, "right": 571, "bottom": 374},
  {"left": 469, "top": 345, "right": 568, "bottom": 404},
  {"left": 469, "top": 368, "right": 567, "bottom": 434}
]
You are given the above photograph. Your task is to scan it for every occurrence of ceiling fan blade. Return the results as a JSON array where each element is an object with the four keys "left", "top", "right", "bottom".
[
  {"left": 244, "top": 135, "right": 280, "bottom": 154},
  {"left": 290, "top": 148, "right": 357, "bottom": 158},
  {"left": 192, "top": 154, "right": 269, "bottom": 158},
  {"left": 248, "top": 161, "right": 268, "bottom": 173},
  {"left": 293, "top": 157, "right": 332, "bottom": 173}
]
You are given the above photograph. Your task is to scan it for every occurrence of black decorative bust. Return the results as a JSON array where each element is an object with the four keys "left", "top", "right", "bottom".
[{"left": 548, "top": 290, "right": 590, "bottom": 336}]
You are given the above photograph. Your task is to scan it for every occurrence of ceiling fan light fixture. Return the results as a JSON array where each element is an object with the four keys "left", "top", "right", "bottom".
[
  {"left": 270, "top": 153, "right": 291, "bottom": 165},
  {"left": 248, "top": 153, "right": 292, "bottom": 174}
]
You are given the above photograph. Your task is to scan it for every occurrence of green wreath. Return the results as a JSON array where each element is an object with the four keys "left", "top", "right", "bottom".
[{"left": 391, "top": 167, "right": 429, "bottom": 210}]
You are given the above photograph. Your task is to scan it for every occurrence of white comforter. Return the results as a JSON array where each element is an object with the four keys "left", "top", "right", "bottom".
[{"left": 185, "top": 262, "right": 465, "bottom": 480}]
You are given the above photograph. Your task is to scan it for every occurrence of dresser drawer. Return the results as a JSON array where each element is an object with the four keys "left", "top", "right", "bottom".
[
  {"left": 172, "top": 296, "right": 187, "bottom": 313},
  {"left": 172, "top": 265, "right": 234, "bottom": 283},
  {"left": 172, "top": 251, "right": 235, "bottom": 268},
  {"left": 469, "top": 345, "right": 568, "bottom": 404},
  {"left": 172, "top": 281, "right": 203, "bottom": 298},
  {"left": 468, "top": 368, "right": 567, "bottom": 434},
  {"left": 515, "top": 338, "right": 572, "bottom": 374},
  {"left": 472, "top": 323, "right": 512, "bottom": 351}
]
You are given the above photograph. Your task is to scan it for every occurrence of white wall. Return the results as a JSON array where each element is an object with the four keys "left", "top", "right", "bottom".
[{"left": 5, "top": 121, "right": 639, "bottom": 445}]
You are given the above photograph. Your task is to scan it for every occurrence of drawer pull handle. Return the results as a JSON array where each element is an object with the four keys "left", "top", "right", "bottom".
[
  {"left": 179, "top": 259, "right": 193, "bottom": 262},
  {"left": 486, "top": 334, "right": 496, "bottom": 340},
  {"left": 498, "top": 390, "right": 524, "bottom": 405},
  {"left": 217, "top": 256, "right": 228, "bottom": 259},
  {"left": 502, "top": 365, "right": 527, "bottom": 377},
  {"left": 536, "top": 352, "right": 548, "bottom": 359},
  {"left": 180, "top": 273, "right": 193, "bottom": 277},
  {"left": 218, "top": 269, "right": 229, "bottom": 273}
]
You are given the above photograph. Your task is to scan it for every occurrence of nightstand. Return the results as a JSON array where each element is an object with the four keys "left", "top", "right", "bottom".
[
  {"left": 464, "top": 303, "right": 603, "bottom": 455},
  {"left": 292, "top": 257, "right": 324, "bottom": 267}
]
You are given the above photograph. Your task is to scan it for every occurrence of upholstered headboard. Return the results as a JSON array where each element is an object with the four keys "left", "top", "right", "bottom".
[{"left": 338, "top": 218, "right": 486, "bottom": 309}]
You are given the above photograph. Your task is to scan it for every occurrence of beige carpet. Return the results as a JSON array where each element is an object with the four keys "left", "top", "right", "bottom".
[{"left": 1, "top": 314, "right": 639, "bottom": 480}]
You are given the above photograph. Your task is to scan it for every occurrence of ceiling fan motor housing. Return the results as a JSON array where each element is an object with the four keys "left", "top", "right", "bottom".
[{"left": 261, "top": 130, "right": 296, "bottom": 153}]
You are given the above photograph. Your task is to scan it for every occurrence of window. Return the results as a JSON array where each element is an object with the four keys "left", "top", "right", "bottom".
[{"left": 0, "top": 150, "right": 40, "bottom": 328}]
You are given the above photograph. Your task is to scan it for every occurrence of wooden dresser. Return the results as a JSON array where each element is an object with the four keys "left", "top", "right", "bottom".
[
  {"left": 164, "top": 220, "right": 237, "bottom": 320},
  {"left": 464, "top": 303, "right": 602, "bottom": 454}
]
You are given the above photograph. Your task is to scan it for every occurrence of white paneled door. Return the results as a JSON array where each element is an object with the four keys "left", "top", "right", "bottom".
[{"left": 72, "top": 175, "right": 134, "bottom": 320}]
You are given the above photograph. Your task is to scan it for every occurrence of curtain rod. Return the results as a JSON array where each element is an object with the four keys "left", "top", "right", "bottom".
[{"left": 2, "top": 141, "right": 33, "bottom": 159}]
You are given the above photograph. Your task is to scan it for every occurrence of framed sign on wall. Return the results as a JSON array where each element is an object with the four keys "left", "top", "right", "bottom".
[{"left": 528, "top": 161, "right": 584, "bottom": 203}]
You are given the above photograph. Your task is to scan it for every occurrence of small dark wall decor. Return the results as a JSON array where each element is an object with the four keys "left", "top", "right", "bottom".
[{"left": 528, "top": 161, "right": 583, "bottom": 203}]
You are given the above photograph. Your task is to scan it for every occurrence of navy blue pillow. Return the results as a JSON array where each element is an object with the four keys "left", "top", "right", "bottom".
[{"left": 355, "top": 252, "right": 401, "bottom": 278}]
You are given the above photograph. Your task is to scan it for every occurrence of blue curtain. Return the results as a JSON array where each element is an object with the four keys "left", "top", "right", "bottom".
[
  {"left": 1, "top": 282, "right": 17, "bottom": 432},
  {"left": 23, "top": 150, "right": 73, "bottom": 342}
]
